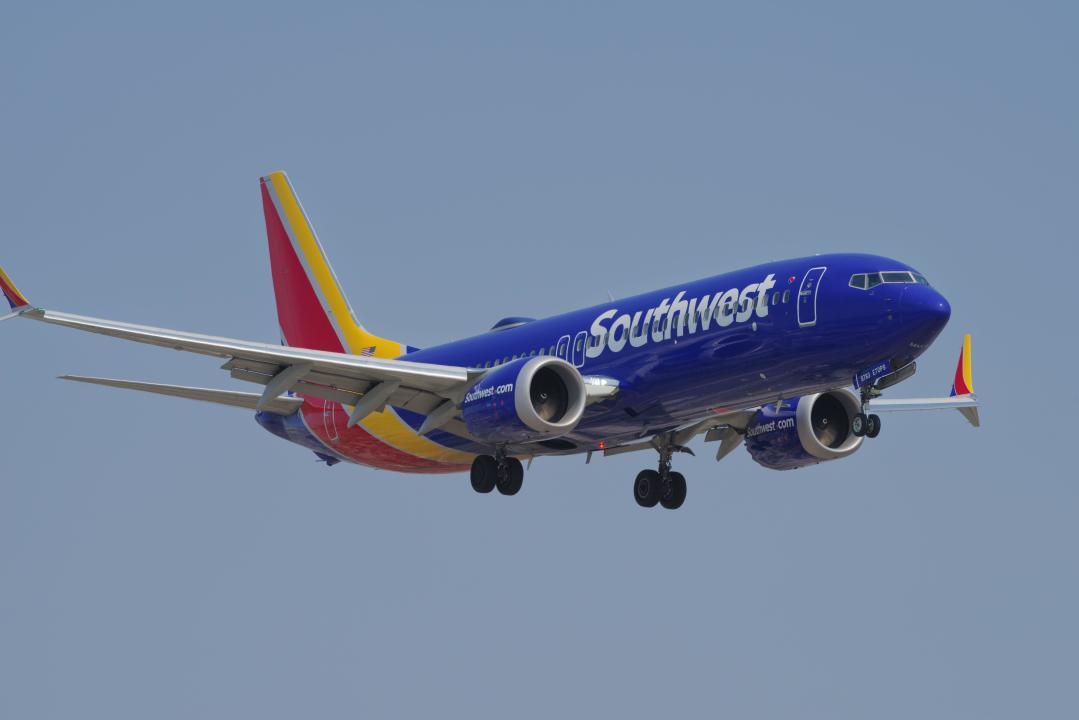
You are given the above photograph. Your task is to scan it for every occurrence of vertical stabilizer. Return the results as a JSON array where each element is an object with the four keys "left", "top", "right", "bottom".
[{"left": 260, "top": 171, "right": 403, "bottom": 357}]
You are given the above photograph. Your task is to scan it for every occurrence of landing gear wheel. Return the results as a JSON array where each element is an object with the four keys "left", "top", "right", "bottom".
[
  {"left": 865, "top": 413, "right": 881, "bottom": 438},
  {"left": 852, "top": 412, "right": 868, "bottom": 437},
  {"left": 634, "top": 469, "right": 661, "bottom": 508},
  {"left": 660, "top": 471, "right": 687, "bottom": 510},
  {"left": 470, "top": 455, "right": 497, "bottom": 494},
  {"left": 496, "top": 457, "right": 524, "bottom": 496}
]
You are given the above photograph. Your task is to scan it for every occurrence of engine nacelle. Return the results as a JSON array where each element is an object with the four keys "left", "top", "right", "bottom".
[
  {"left": 744, "top": 389, "right": 864, "bottom": 470},
  {"left": 461, "top": 356, "right": 586, "bottom": 443}
]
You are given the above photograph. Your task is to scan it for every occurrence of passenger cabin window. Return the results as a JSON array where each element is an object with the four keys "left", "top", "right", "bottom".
[
  {"left": 771, "top": 291, "right": 779, "bottom": 305},
  {"left": 782, "top": 289, "right": 790, "bottom": 303}
]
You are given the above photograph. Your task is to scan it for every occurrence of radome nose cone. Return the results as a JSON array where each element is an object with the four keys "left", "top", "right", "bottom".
[{"left": 901, "top": 287, "right": 951, "bottom": 332}]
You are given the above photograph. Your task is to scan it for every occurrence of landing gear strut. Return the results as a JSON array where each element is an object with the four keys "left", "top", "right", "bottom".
[
  {"left": 633, "top": 443, "right": 688, "bottom": 510},
  {"left": 470, "top": 451, "right": 524, "bottom": 496},
  {"left": 853, "top": 387, "right": 882, "bottom": 439}
]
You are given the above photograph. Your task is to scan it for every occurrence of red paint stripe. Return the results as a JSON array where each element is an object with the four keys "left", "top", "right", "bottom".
[
  {"left": 261, "top": 181, "right": 461, "bottom": 472},
  {"left": 953, "top": 350, "right": 971, "bottom": 395},
  {"left": 261, "top": 181, "right": 343, "bottom": 353},
  {"left": 300, "top": 399, "right": 466, "bottom": 473}
]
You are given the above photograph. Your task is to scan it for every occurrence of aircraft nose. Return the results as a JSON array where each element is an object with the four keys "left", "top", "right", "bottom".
[{"left": 900, "top": 285, "right": 951, "bottom": 336}]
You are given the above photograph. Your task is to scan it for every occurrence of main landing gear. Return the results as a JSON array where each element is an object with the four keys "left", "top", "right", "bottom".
[
  {"left": 470, "top": 452, "right": 524, "bottom": 496},
  {"left": 851, "top": 411, "right": 881, "bottom": 438},
  {"left": 852, "top": 387, "right": 882, "bottom": 439},
  {"left": 633, "top": 443, "right": 688, "bottom": 510}
]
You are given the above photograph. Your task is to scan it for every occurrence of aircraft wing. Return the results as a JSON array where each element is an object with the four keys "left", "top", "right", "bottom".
[
  {"left": 866, "top": 395, "right": 979, "bottom": 426},
  {"left": 602, "top": 409, "right": 757, "bottom": 462},
  {"left": 867, "top": 333, "right": 980, "bottom": 427},
  {"left": 15, "top": 307, "right": 477, "bottom": 426}
]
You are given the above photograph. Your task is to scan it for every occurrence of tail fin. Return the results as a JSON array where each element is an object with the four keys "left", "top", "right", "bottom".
[
  {"left": 0, "top": 265, "right": 31, "bottom": 311},
  {"left": 260, "top": 171, "right": 403, "bottom": 357},
  {"left": 950, "top": 334, "right": 979, "bottom": 427}
]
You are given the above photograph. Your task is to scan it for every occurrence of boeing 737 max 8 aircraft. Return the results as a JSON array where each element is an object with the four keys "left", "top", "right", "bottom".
[{"left": 0, "top": 171, "right": 979, "bottom": 509}]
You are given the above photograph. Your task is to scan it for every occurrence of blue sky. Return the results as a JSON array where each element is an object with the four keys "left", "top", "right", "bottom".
[{"left": 1, "top": 3, "right": 1076, "bottom": 718}]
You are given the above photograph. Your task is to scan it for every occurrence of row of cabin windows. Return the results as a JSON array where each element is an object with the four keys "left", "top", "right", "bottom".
[
  {"left": 849, "top": 271, "right": 931, "bottom": 289},
  {"left": 480, "top": 345, "right": 556, "bottom": 369},
  {"left": 476, "top": 288, "right": 794, "bottom": 368}
]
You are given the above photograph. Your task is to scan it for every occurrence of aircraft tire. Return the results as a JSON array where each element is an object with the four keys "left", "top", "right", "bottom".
[
  {"left": 660, "top": 471, "right": 687, "bottom": 510},
  {"left": 852, "top": 412, "right": 867, "bottom": 437},
  {"left": 471, "top": 455, "right": 498, "bottom": 493},
  {"left": 634, "top": 469, "right": 661, "bottom": 508},
  {"left": 497, "top": 458, "right": 524, "bottom": 496},
  {"left": 866, "top": 414, "right": 881, "bottom": 438}
]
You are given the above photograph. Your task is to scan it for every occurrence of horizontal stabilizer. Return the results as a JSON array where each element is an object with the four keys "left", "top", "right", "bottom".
[{"left": 60, "top": 375, "right": 304, "bottom": 415}]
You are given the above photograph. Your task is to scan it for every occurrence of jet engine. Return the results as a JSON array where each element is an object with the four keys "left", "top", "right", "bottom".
[
  {"left": 461, "top": 356, "right": 587, "bottom": 443},
  {"left": 744, "top": 389, "right": 864, "bottom": 470}
]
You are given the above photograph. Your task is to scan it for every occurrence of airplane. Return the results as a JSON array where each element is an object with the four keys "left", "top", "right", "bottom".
[{"left": 0, "top": 171, "right": 979, "bottom": 509}]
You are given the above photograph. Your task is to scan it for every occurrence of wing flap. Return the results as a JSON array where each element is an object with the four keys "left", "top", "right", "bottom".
[{"left": 60, "top": 375, "right": 304, "bottom": 415}]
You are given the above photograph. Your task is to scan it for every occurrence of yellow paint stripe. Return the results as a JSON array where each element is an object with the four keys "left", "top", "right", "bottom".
[
  {"left": 268, "top": 172, "right": 475, "bottom": 465},
  {"left": 362, "top": 409, "right": 476, "bottom": 464},
  {"left": 961, "top": 334, "right": 973, "bottom": 392},
  {"left": 267, "top": 172, "right": 399, "bottom": 358}
]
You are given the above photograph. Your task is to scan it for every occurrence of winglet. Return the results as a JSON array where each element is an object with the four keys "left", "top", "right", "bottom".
[
  {"left": 0, "top": 265, "right": 31, "bottom": 312},
  {"left": 950, "top": 333, "right": 973, "bottom": 396},
  {"left": 950, "top": 334, "right": 979, "bottom": 427}
]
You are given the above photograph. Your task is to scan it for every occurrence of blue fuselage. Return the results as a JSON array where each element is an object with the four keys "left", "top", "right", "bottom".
[{"left": 398, "top": 253, "right": 951, "bottom": 455}]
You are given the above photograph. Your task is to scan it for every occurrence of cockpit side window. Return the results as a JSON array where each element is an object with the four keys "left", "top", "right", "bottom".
[
  {"left": 849, "top": 273, "right": 867, "bottom": 289},
  {"left": 866, "top": 272, "right": 882, "bottom": 288},
  {"left": 913, "top": 273, "right": 931, "bottom": 286}
]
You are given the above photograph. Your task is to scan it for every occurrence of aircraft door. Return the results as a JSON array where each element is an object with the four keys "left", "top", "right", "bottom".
[
  {"left": 555, "top": 334, "right": 571, "bottom": 360},
  {"left": 570, "top": 330, "right": 588, "bottom": 368},
  {"left": 323, "top": 399, "right": 340, "bottom": 443},
  {"left": 797, "top": 266, "right": 827, "bottom": 327}
]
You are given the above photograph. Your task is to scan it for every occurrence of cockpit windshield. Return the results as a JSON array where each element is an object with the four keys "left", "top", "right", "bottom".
[{"left": 849, "top": 271, "right": 930, "bottom": 289}]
